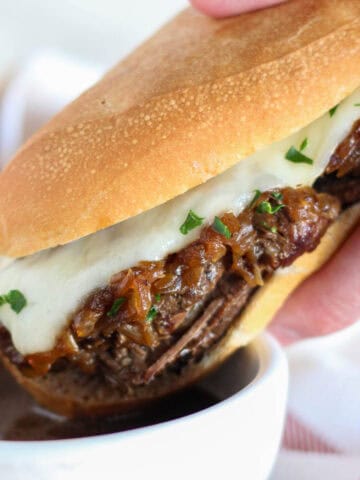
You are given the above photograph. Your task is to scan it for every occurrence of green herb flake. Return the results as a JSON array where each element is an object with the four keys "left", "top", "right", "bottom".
[
  {"left": 256, "top": 201, "right": 284, "bottom": 215},
  {"left": 250, "top": 189, "right": 262, "bottom": 208},
  {"left": 180, "top": 210, "right": 204, "bottom": 235},
  {"left": 146, "top": 305, "right": 158, "bottom": 323},
  {"left": 261, "top": 222, "right": 277, "bottom": 233},
  {"left": 107, "top": 297, "right": 126, "bottom": 317},
  {"left": 1, "top": 290, "right": 27, "bottom": 314},
  {"left": 155, "top": 293, "right": 161, "bottom": 303},
  {"left": 329, "top": 104, "right": 339, "bottom": 117},
  {"left": 354, "top": 103, "right": 360, "bottom": 107},
  {"left": 299, "top": 138, "right": 308, "bottom": 152},
  {"left": 271, "top": 191, "right": 283, "bottom": 202},
  {"left": 213, "top": 216, "right": 231, "bottom": 239},
  {"left": 285, "top": 146, "right": 314, "bottom": 165}
]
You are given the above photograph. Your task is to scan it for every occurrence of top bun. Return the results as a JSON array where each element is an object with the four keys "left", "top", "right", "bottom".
[{"left": 1, "top": 0, "right": 359, "bottom": 257}]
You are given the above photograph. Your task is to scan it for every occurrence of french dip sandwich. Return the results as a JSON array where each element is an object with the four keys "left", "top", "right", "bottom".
[{"left": 0, "top": 0, "right": 359, "bottom": 417}]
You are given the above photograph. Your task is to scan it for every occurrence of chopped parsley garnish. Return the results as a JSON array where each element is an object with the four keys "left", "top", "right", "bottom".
[
  {"left": 107, "top": 297, "right": 126, "bottom": 317},
  {"left": 180, "top": 210, "right": 204, "bottom": 235},
  {"left": 355, "top": 103, "right": 360, "bottom": 107},
  {"left": 299, "top": 138, "right": 308, "bottom": 151},
  {"left": 250, "top": 189, "right": 262, "bottom": 207},
  {"left": 285, "top": 146, "right": 314, "bottom": 165},
  {"left": 155, "top": 293, "right": 161, "bottom": 303},
  {"left": 256, "top": 201, "right": 284, "bottom": 215},
  {"left": 0, "top": 290, "right": 27, "bottom": 314},
  {"left": 271, "top": 191, "right": 283, "bottom": 202},
  {"left": 213, "top": 216, "right": 231, "bottom": 239},
  {"left": 261, "top": 222, "right": 277, "bottom": 234},
  {"left": 329, "top": 104, "right": 339, "bottom": 117},
  {"left": 146, "top": 305, "right": 158, "bottom": 322}
]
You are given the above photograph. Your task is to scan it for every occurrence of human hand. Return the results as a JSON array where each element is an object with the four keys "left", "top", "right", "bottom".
[
  {"left": 190, "top": 0, "right": 286, "bottom": 17},
  {"left": 190, "top": 0, "right": 360, "bottom": 345},
  {"left": 270, "top": 224, "right": 360, "bottom": 344}
]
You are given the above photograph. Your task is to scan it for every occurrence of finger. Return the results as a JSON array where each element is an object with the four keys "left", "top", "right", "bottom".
[
  {"left": 190, "top": 0, "right": 286, "bottom": 18},
  {"left": 269, "top": 224, "right": 360, "bottom": 345}
]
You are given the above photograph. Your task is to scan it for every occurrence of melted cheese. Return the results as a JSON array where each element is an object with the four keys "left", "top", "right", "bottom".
[{"left": 1, "top": 88, "right": 360, "bottom": 355}]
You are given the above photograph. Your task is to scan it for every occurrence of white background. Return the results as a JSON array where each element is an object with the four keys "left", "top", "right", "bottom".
[{"left": 0, "top": 0, "right": 187, "bottom": 76}]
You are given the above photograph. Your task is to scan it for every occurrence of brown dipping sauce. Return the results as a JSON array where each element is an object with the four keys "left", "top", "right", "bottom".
[{"left": 0, "top": 346, "right": 258, "bottom": 441}]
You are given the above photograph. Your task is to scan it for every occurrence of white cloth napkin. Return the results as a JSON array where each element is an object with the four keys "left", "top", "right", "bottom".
[
  {"left": 1, "top": 52, "right": 359, "bottom": 480},
  {"left": 272, "top": 322, "right": 360, "bottom": 479}
]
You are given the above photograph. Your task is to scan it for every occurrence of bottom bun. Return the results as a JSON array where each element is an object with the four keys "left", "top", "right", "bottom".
[{"left": 1, "top": 204, "right": 359, "bottom": 418}]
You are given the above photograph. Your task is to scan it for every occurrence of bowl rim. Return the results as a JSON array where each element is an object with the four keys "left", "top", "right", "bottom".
[{"left": 0, "top": 332, "right": 287, "bottom": 454}]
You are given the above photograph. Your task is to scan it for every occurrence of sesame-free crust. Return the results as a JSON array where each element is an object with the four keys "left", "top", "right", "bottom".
[{"left": 0, "top": 0, "right": 359, "bottom": 257}]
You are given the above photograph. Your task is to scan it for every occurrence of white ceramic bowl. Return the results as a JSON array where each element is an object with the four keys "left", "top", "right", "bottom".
[{"left": 0, "top": 333, "right": 288, "bottom": 480}]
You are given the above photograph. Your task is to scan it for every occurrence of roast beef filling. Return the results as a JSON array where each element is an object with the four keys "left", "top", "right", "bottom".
[
  {"left": 315, "top": 119, "right": 360, "bottom": 206},
  {"left": 1, "top": 120, "right": 359, "bottom": 388}
]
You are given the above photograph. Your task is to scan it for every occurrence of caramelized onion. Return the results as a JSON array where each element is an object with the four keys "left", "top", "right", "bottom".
[{"left": 26, "top": 330, "right": 78, "bottom": 375}]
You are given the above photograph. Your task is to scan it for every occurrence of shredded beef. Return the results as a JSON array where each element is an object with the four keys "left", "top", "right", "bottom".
[
  {"left": 325, "top": 119, "right": 360, "bottom": 177},
  {"left": 315, "top": 174, "right": 360, "bottom": 207},
  {"left": 143, "top": 298, "right": 225, "bottom": 383},
  {"left": 315, "top": 118, "right": 360, "bottom": 206}
]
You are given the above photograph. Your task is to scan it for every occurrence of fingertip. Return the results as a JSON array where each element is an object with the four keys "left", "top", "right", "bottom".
[
  {"left": 189, "top": 0, "right": 228, "bottom": 17},
  {"left": 190, "top": 0, "right": 287, "bottom": 18}
]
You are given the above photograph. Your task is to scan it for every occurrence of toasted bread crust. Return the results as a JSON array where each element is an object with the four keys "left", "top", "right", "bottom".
[
  {"left": 2, "top": 205, "right": 358, "bottom": 417},
  {"left": 0, "top": 0, "right": 360, "bottom": 257}
]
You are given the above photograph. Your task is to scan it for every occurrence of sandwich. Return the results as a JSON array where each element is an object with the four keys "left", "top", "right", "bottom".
[{"left": 0, "top": 0, "right": 359, "bottom": 417}]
